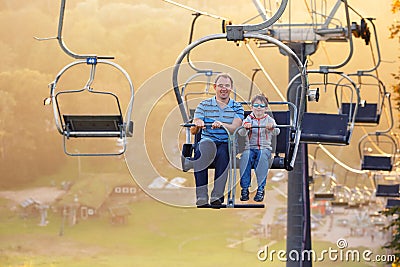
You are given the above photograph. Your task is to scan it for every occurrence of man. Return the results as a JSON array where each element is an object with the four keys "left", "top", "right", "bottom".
[{"left": 191, "top": 73, "right": 244, "bottom": 206}]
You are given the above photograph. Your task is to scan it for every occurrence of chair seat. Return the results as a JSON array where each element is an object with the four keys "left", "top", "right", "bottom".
[{"left": 63, "top": 115, "right": 123, "bottom": 138}]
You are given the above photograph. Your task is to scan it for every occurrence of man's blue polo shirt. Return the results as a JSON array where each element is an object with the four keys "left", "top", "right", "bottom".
[{"left": 193, "top": 97, "right": 244, "bottom": 142}]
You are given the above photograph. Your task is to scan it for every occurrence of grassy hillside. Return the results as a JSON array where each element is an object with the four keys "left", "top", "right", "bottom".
[{"left": 0, "top": 196, "right": 388, "bottom": 267}]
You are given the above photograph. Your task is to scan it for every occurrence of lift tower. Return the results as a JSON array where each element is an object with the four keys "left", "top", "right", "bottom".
[{"left": 253, "top": 0, "right": 358, "bottom": 266}]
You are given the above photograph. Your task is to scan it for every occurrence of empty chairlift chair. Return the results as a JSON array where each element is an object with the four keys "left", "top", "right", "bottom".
[
  {"left": 312, "top": 174, "right": 335, "bottom": 201},
  {"left": 339, "top": 75, "right": 387, "bottom": 125},
  {"left": 340, "top": 18, "right": 387, "bottom": 125},
  {"left": 375, "top": 184, "right": 400, "bottom": 198},
  {"left": 331, "top": 185, "right": 351, "bottom": 207},
  {"left": 49, "top": 57, "right": 134, "bottom": 156},
  {"left": 359, "top": 133, "right": 397, "bottom": 171},
  {"left": 288, "top": 70, "right": 360, "bottom": 145},
  {"left": 386, "top": 198, "right": 400, "bottom": 208},
  {"left": 341, "top": 101, "right": 380, "bottom": 124},
  {"left": 40, "top": 0, "right": 134, "bottom": 156}
]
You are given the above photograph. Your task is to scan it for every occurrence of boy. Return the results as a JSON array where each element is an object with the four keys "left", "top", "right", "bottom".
[{"left": 239, "top": 94, "right": 280, "bottom": 202}]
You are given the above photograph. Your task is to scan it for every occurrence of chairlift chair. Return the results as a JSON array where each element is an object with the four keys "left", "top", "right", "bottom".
[
  {"left": 311, "top": 173, "right": 336, "bottom": 201},
  {"left": 40, "top": 0, "right": 134, "bottom": 156},
  {"left": 331, "top": 185, "right": 351, "bottom": 206},
  {"left": 358, "top": 98, "right": 396, "bottom": 171},
  {"left": 173, "top": 0, "right": 306, "bottom": 208},
  {"left": 375, "top": 184, "right": 400, "bottom": 198},
  {"left": 288, "top": 70, "right": 360, "bottom": 145},
  {"left": 339, "top": 74, "right": 389, "bottom": 125},
  {"left": 49, "top": 58, "right": 134, "bottom": 156},
  {"left": 340, "top": 18, "right": 386, "bottom": 125},
  {"left": 314, "top": 192, "right": 335, "bottom": 201},
  {"left": 180, "top": 123, "right": 265, "bottom": 209},
  {"left": 386, "top": 198, "right": 400, "bottom": 208},
  {"left": 308, "top": 149, "right": 336, "bottom": 201},
  {"left": 174, "top": 33, "right": 307, "bottom": 176},
  {"left": 180, "top": 102, "right": 297, "bottom": 209},
  {"left": 181, "top": 101, "right": 297, "bottom": 172},
  {"left": 358, "top": 132, "right": 397, "bottom": 171},
  {"left": 347, "top": 188, "right": 365, "bottom": 209}
]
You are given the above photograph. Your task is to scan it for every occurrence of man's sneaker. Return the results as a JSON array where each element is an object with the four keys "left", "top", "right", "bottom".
[
  {"left": 240, "top": 188, "right": 250, "bottom": 201},
  {"left": 210, "top": 197, "right": 222, "bottom": 206},
  {"left": 196, "top": 197, "right": 208, "bottom": 206},
  {"left": 254, "top": 190, "right": 264, "bottom": 202}
]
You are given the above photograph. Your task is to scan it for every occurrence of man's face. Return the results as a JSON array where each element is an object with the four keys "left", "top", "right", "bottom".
[{"left": 214, "top": 77, "right": 232, "bottom": 101}]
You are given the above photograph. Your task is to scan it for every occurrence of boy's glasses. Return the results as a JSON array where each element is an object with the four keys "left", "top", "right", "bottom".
[{"left": 252, "top": 103, "right": 266, "bottom": 108}]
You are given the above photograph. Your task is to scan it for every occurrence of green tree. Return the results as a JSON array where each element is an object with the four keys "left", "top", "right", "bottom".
[{"left": 381, "top": 206, "right": 400, "bottom": 265}]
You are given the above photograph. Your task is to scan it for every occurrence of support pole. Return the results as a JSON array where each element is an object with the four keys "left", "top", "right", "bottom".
[{"left": 286, "top": 43, "right": 314, "bottom": 267}]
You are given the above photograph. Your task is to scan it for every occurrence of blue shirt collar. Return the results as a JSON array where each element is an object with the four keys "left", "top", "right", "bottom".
[{"left": 212, "top": 96, "right": 233, "bottom": 109}]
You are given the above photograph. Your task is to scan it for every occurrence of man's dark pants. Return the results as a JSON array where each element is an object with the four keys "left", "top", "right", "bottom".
[{"left": 193, "top": 139, "right": 229, "bottom": 203}]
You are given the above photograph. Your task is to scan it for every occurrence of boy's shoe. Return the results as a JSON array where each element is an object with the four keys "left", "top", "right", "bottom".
[
  {"left": 254, "top": 190, "right": 265, "bottom": 202},
  {"left": 240, "top": 188, "right": 250, "bottom": 201}
]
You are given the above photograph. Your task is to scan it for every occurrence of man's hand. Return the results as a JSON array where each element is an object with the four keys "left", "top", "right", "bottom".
[
  {"left": 211, "top": 120, "right": 222, "bottom": 129},
  {"left": 191, "top": 118, "right": 205, "bottom": 135},
  {"left": 190, "top": 126, "right": 201, "bottom": 135},
  {"left": 193, "top": 118, "right": 205, "bottom": 128}
]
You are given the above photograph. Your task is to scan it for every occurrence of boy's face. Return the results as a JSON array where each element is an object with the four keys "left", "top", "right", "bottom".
[{"left": 251, "top": 99, "right": 267, "bottom": 118}]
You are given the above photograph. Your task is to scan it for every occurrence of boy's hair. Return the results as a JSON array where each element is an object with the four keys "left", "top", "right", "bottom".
[
  {"left": 214, "top": 73, "right": 233, "bottom": 87},
  {"left": 251, "top": 93, "right": 269, "bottom": 105}
]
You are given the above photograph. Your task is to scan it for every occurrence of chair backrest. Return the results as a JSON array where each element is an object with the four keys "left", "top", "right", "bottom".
[
  {"left": 362, "top": 155, "right": 392, "bottom": 171},
  {"left": 376, "top": 184, "right": 400, "bottom": 197},
  {"left": 236, "top": 111, "right": 290, "bottom": 154},
  {"left": 272, "top": 111, "right": 290, "bottom": 154},
  {"left": 386, "top": 198, "right": 400, "bottom": 208},
  {"left": 341, "top": 103, "right": 379, "bottom": 123},
  {"left": 301, "top": 113, "right": 349, "bottom": 144},
  {"left": 183, "top": 110, "right": 292, "bottom": 170}
]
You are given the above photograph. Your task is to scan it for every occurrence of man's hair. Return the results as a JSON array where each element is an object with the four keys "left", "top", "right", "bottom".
[
  {"left": 214, "top": 73, "right": 233, "bottom": 87},
  {"left": 251, "top": 93, "right": 269, "bottom": 105}
]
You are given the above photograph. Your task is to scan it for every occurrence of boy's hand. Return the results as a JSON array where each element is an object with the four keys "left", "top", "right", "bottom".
[
  {"left": 266, "top": 123, "right": 274, "bottom": 130},
  {"left": 243, "top": 122, "right": 252, "bottom": 129}
]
